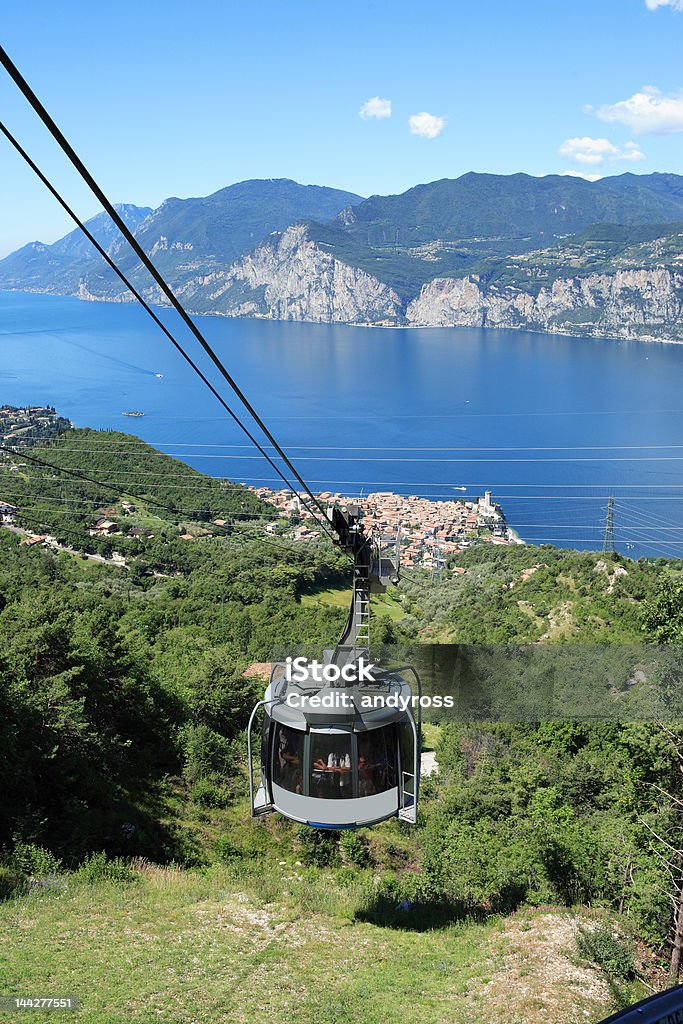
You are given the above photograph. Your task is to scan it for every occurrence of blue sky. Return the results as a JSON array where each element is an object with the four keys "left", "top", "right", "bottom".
[{"left": 1, "top": 0, "right": 683, "bottom": 256}]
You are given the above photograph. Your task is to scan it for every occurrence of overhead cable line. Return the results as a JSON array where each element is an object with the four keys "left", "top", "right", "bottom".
[
  {"left": 0, "top": 54, "right": 335, "bottom": 543},
  {"left": 0, "top": 117, "right": 316, "bottom": 512},
  {"left": 19, "top": 498, "right": 683, "bottom": 534},
  {"left": 11, "top": 472, "right": 683, "bottom": 499},
  {"left": 171, "top": 455, "right": 683, "bottom": 463},
  {"left": 0, "top": 491, "right": 327, "bottom": 527},
  {"left": 0, "top": 116, "right": 333, "bottom": 540},
  {"left": 14, "top": 463, "right": 683, "bottom": 492},
  {"left": 28, "top": 448, "right": 683, "bottom": 464},
  {"left": 30, "top": 441, "right": 683, "bottom": 453},
  {"left": 608, "top": 509, "right": 683, "bottom": 557},
  {"left": 123, "top": 475, "right": 683, "bottom": 489},
  {"left": 515, "top": 539, "right": 683, "bottom": 548},
  {"left": 0, "top": 497, "right": 615, "bottom": 527},
  {"left": 29, "top": 408, "right": 683, "bottom": 422},
  {"left": 0, "top": 490, "right": 303, "bottom": 519},
  {"left": 10, "top": 450, "right": 683, "bottom": 493},
  {"left": 19, "top": 503, "right": 683, "bottom": 532},
  {"left": 614, "top": 501, "right": 680, "bottom": 534},
  {"left": 100, "top": 408, "right": 683, "bottom": 421},
  {"left": 3, "top": 502, "right": 272, "bottom": 524},
  {"left": 0, "top": 442, "right": 192, "bottom": 516}
]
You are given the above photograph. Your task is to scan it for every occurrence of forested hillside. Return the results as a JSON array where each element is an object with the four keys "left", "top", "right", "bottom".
[
  {"left": 2, "top": 432, "right": 683, "bottom": 1018},
  {"left": 399, "top": 541, "right": 678, "bottom": 643},
  {"left": 0, "top": 525, "right": 348, "bottom": 860},
  {"left": 0, "top": 428, "right": 270, "bottom": 566}
]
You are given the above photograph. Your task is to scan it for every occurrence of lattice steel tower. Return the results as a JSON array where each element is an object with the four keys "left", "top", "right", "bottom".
[{"left": 602, "top": 497, "right": 615, "bottom": 555}]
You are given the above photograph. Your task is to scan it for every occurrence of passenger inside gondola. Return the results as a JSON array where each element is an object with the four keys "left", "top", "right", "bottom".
[
  {"left": 310, "top": 733, "right": 352, "bottom": 799},
  {"left": 358, "top": 753, "right": 374, "bottom": 796},
  {"left": 274, "top": 725, "right": 303, "bottom": 794},
  {"left": 357, "top": 727, "right": 397, "bottom": 795}
]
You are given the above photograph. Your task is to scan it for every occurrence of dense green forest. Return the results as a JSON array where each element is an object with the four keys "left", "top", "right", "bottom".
[{"left": 1, "top": 429, "right": 683, "bottom": 998}]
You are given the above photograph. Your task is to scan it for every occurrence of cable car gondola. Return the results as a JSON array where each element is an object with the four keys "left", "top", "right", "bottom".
[{"left": 248, "top": 504, "right": 421, "bottom": 829}]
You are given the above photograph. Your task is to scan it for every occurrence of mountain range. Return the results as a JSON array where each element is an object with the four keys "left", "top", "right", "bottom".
[{"left": 2, "top": 173, "right": 683, "bottom": 341}]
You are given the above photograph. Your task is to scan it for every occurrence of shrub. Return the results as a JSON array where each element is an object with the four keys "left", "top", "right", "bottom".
[
  {"left": 577, "top": 924, "right": 635, "bottom": 979},
  {"left": 214, "top": 837, "right": 242, "bottom": 863},
  {"left": 190, "top": 778, "right": 231, "bottom": 808},
  {"left": 9, "top": 841, "right": 62, "bottom": 877},
  {"left": 179, "top": 724, "right": 233, "bottom": 785},
  {"left": 339, "top": 831, "right": 370, "bottom": 868},
  {"left": 296, "top": 826, "right": 340, "bottom": 867},
  {"left": 0, "top": 865, "right": 25, "bottom": 898},
  {"left": 75, "top": 852, "right": 135, "bottom": 884}
]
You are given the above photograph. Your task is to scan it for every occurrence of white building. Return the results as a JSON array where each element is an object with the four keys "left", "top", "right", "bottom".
[{"left": 0, "top": 501, "right": 17, "bottom": 524}]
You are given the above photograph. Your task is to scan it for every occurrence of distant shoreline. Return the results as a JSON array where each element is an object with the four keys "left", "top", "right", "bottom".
[{"left": 2, "top": 288, "right": 683, "bottom": 347}]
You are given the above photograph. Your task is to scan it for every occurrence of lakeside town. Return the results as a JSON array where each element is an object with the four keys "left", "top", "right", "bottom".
[
  {"left": 0, "top": 405, "right": 71, "bottom": 448},
  {"left": 0, "top": 406, "right": 521, "bottom": 571},
  {"left": 249, "top": 486, "right": 521, "bottom": 570},
  {"left": 1, "top": 484, "right": 520, "bottom": 573}
]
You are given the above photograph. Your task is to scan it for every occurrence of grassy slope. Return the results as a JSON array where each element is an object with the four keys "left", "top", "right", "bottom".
[
  {"left": 300, "top": 584, "right": 408, "bottom": 624},
  {"left": 0, "top": 865, "right": 632, "bottom": 1024}
]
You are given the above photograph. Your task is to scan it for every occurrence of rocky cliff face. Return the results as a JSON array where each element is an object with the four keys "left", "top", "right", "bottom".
[
  {"left": 405, "top": 268, "right": 683, "bottom": 340},
  {"left": 174, "top": 224, "right": 404, "bottom": 323},
  {"left": 6, "top": 206, "right": 683, "bottom": 341},
  {"left": 198, "top": 228, "right": 683, "bottom": 342}
]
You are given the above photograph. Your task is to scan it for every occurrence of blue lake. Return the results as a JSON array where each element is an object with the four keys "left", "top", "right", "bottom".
[{"left": 2, "top": 290, "right": 683, "bottom": 559}]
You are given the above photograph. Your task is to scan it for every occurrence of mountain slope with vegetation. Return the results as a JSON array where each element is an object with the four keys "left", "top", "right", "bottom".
[
  {"left": 309, "top": 171, "right": 683, "bottom": 300},
  {"left": 3, "top": 173, "right": 683, "bottom": 340},
  {"left": 330, "top": 172, "right": 683, "bottom": 250},
  {"left": 216, "top": 214, "right": 683, "bottom": 338},
  {"left": 0, "top": 203, "right": 151, "bottom": 295},
  {"left": 2, "top": 430, "right": 683, "bottom": 1022},
  {"left": 0, "top": 180, "right": 362, "bottom": 302},
  {"left": 0, "top": 427, "right": 265, "bottom": 533}
]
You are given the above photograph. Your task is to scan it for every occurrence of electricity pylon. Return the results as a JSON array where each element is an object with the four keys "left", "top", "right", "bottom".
[{"left": 602, "top": 497, "right": 615, "bottom": 555}]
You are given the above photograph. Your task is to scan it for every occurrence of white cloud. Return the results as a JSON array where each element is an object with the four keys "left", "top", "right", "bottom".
[
  {"left": 559, "top": 137, "right": 619, "bottom": 165},
  {"left": 596, "top": 86, "right": 683, "bottom": 134},
  {"left": 408, "top": 112, "right": 446, "bottom": 139},
  {"left": 645, "top": 0, "right": 683, "bottom": 10},
  {"left": 622, "top": 141, "right": 647, "bottom": 159},
  {"left": 558, "top": 136, "right": 645, "bottom": 165},
  {"left": 359, "top": 96, "right": 392, "bottom": 120}
]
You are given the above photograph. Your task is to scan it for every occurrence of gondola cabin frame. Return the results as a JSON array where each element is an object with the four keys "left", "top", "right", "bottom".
[{"left": 248, "top": 662, "right": 420, "bottom": 829}]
